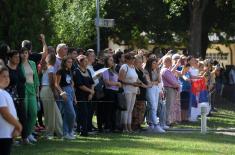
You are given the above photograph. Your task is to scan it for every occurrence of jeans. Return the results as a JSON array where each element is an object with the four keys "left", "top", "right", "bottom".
[
  {"left": 146, "top": 85, "right": 160, "bottom": 125},
  {"left": 158, "top": 98, "right": 167, "bottom": 126},
  {"left": 61, "top": 85, "right": 76, "bottom": 136}
]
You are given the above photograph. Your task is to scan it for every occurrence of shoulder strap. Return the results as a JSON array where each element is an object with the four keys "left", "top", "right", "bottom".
[
  {"left": 125, "top": 64, "right": 129, "bottom": 78},
  {"left": 87, "top": 69, "right": 92, "bottom": 78},
  {"left": 231, "top": 70, "right": 235, "bottom": 84}
]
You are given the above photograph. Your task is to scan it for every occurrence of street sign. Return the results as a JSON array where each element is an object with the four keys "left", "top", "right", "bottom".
[{"left": 95, "top": 18, "right": 115, "bottom": 27}]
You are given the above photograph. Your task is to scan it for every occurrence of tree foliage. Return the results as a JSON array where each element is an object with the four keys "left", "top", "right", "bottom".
[
  {"left": 104, "top": 0, "right": 188, "bottom": 48},
  {"left": 0, "top": 0, "right": 234, "bottom": 54},
  {"left": 0, "top": 0, "right": 50, "bottom": 50},
  {"left": 48, "top": 0, "right": 107, "bottom": 49},
  {"left": 164, "top": 0, "right": 235, "bottom": 57}
]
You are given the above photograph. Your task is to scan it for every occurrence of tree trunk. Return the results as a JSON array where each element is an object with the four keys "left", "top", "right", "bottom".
[{"left": 188, "top": 0, "right": 210, "bottom": 58}]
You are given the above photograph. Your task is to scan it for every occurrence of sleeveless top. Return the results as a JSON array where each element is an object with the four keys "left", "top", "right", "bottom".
[{"left": 120, "top": 64, "right": 138, "bottom": 94}]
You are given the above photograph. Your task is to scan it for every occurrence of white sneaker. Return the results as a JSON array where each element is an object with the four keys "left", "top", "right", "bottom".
[
  {"left": 70, "top": 131, "right": 77, "bottom": 137},
  {"left": 69, "top": 133, "right": 76, "bottom": 140},
  {"left": 28, "top": 134, "right": 37, "bottom": 142},
  {"left": 64, "top": 134, "right": 75, "bottom": 140},
  {"left": 161, "top": 125, "right": 170, "bottom": 130},
  {"left": 189, "top": 117, "right": 197, "bottom": 122},
  {"left": 153, "top": 125, "right": 165, "bottom": 133},
  {"left": 46, "top": 135, "right": 54, "bottom": 140}
]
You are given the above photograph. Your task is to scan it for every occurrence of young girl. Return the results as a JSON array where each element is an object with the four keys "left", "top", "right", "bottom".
[
  {"left": 40, "top": 53, "right": 63, "bottom": 139},
  {"left": 145, "top": 58, "right": 165, "bottom": 133},
  {"left": 0, "top": 65, "right": 22, "bottom": 155},
  {"left": 56, "top": 56, "right": 76, "bottom": 140}
]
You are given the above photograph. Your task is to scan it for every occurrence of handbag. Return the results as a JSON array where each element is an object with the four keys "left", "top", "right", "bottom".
[
  {"left": 117, "top": 88, "right": 127, "bottom": 111},
  {"left": 117, "top": 65, "right": 130, "bottom": 110}
]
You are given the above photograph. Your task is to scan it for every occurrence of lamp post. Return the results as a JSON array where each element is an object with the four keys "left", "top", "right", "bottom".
[{"left": 96, "top": 0, "right": 100, "bottom": 56}]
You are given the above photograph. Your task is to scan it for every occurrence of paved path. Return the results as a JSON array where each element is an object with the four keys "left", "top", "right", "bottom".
[{"left": 165, "top": 128, "right": 235, "bottom": 135}]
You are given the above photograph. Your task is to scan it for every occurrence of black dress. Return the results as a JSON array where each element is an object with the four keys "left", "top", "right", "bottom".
[
  {"left": 6, "top": 66, "right": 27, "bottom": 138},
  {"left": 73, "top": 67, "right": 94, "bottom": 101},
  {"left": 135, "top": 68, "right": 147, "bottom": 101},
  {"left": 73, "top": 67, "right": 94, "bottom": 136}
]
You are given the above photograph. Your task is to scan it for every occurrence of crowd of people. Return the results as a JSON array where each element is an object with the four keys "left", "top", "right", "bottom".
[{"left": 0, "top": 34, "right": 225, "bottom": 155}]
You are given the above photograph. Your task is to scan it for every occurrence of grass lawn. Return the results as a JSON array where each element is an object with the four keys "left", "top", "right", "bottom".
[
  {"left": 175, "top": 99, "right": 235, "bottom": 129},
  {"left": 12, "top": 100, "right": 235, "bottom": 155}
]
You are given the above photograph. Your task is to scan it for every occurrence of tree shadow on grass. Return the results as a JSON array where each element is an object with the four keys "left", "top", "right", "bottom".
[
  {"left": 13, "top": 134, "right": 235, "bottom": 155},
  {"left": 12, "top": 132, "right": 235, "bottom": 155}
]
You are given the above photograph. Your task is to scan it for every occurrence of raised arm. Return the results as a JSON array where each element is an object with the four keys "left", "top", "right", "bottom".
[{"left": 40, "top": 34, "right": 48, "bottom": 60}]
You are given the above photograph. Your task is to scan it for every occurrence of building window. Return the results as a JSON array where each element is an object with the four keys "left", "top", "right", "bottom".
[{"left": 206, "top": 53, "right": 228, "bottom": 61}]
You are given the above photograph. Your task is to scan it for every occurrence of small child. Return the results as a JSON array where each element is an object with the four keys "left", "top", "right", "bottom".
[{"left": 0, "top": 65, "right": 22, "bottom": 155}]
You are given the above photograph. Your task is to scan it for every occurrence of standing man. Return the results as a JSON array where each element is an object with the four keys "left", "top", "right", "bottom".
[
  {"left": 85, "top": 49, "right": 100, "bottom": 132},
  {"left": 54, "top": 43, "right": 68, "bottom": 114},
  {"left": 54, "top": 43, "right": 68, "bottom": 73},
  {"left": 21, "top": 34, "right": 48, "bottom": 66}
]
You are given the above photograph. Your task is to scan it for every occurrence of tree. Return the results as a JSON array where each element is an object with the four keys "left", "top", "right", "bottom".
[
  {"left": 103, "top": 0, "right": 185, "bottom": 49},
  {"left": 164, "top": 0, "right": 235, "bottom": 58},
  {"left": 0, "top": 0, "right": 50, "bottom": 50},
  {"left": 48, "top": 0, "right": 107, "bottom": 49}
]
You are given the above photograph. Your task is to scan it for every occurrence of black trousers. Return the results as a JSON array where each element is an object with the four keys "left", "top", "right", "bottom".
[
  {"left": 96, "top": 101, "right": 105, "bottom": 131},
  {"left": 103, "top": 89, "right": 118, "bottom": 131},
  {"left": 15, "top": 99, "right": 27, "bottom": 139},
  {"left": 87, "top": 100, "right": 95, "bottom": 131},
  {"left": 77, "top": 100, "right": 92, "bottom": 135},
  {"left": 0, "top": 138, "right": 13, "bottom": 155}
]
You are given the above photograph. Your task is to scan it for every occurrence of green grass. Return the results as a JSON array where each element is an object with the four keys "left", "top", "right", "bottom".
[
  {"left": 12, "top": 100, "right": 235, "bottom": 155},
  {"left": 175, "top": 100, "right": 235, "bottom": 129},
  {"left": 12, "top": 133, "right": 235, "bottom": 155}
]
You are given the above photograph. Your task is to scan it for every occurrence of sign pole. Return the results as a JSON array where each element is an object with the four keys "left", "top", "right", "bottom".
[{"left": 96, "top": 0, "right": 100, "bottom": 56}]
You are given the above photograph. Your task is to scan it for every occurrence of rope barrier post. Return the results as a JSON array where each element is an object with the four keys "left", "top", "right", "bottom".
[{"left": 200, "top": 102, "right": 208, "bottom": 134}]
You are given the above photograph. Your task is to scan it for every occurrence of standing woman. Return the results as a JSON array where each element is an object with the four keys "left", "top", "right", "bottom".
[
  {"left": 73, "top": 55, "right": 95, "bottom": 136},
  {"left": 113, "top": 51, "right": 125, "bottom": 73},
  {"left": 145, "top": 58, "right": 165, "bottom": 133},
  {"left": 102, "top": 56, "right": 122, "bottom": 132},
  {"left": 6, "top": 50, "right": 27, "bottom": 142},
  {"left": 40, "top": 53, "right": 63, "bottom": 139},
  {"left": 119, "top": 53, "right": 139, "bottom": 132},
  {"left": 19, "top": 47, "right": 40, "bottom": 143},
  {"left": 55, "top": 56, "right": 76, "bottom": 140},
  {"left": 132, "top": 55, "right": 149, "bottom": 131}
]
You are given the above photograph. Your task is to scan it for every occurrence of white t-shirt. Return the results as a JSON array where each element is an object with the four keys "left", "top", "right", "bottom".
[
  {"left": 0, "top": 89, "right": 17, "bottom": 138},
  {"left": 41, "top": 66, "right": 55, "bottom": 86},
  {"left": 54, "top": 56, "right": 62, "bottom": 73},
  {"left": 87, "top": 65, "right": 99, "bottom": 86},
  {"left": 120, "top": 64, "right": 138, "bottom": 94},
  {"left": 189, "top": 67, "right": 199, "bottom": 77}
]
